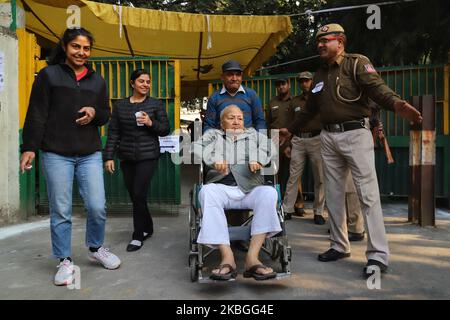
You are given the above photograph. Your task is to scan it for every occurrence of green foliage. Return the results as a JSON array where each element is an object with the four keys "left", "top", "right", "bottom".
[
  {"left": 319, "top": 0, "right": 450, "bottom": 66},
  {"left": 96, "top": 0, "right": 450, "bottom": 72}
]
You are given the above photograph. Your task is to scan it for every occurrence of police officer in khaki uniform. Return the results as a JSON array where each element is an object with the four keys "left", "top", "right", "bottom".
[
  {"left": 282, "top": 72, "right": 326, "bottom": 224},
  {"left": 280, "top": 23, "right": 422, "bottom": 276},
  {"left": 267, "top": 78, "right": 305, "bottom": 218}
]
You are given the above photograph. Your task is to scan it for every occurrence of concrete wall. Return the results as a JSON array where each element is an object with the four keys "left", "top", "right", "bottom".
[{"left": 0, "top": 27, "right": 20, "bottom": 225}]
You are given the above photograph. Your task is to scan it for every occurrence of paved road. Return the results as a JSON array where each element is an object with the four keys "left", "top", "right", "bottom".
[{"left": 1, "top": 165, "right": 450, "bottom": 299}]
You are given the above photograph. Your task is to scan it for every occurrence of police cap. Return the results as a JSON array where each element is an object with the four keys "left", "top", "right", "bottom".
[
  {"left": 298, "top": 71, "right": 313, "bottom": 80},
  {"left": 316, "top": 23, "right": 345, "bottom": 38}
]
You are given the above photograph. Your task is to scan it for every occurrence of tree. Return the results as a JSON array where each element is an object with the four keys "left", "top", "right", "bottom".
[
  {"left": 96, "top": 0, "right": 450, "bottom": 71},
  {"left": 318, "top": 0, "right": 450, "bottom": 66}
]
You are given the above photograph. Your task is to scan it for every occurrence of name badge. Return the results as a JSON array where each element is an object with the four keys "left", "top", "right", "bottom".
[
  {"left": 311, "top": 81, "right": 324, "bottom": 93},
  {"left": 271, "top": 106, "right": 279, "bottom": 109}
]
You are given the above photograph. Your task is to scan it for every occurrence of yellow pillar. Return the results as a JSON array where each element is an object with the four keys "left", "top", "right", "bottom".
[
  {"left": 17, "top": 29, "right": 41, "bottom": 129},
  {"left": 174, "top": 59, "right": 181, "bottom": 129}
]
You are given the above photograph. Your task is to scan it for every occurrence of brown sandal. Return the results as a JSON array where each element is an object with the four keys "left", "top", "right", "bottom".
[
  {"left": 243, "top": 264, "right": 276, "bottom": 280},
  {"left": 210, "top": 264, "right": 237, "bottom": 281}
]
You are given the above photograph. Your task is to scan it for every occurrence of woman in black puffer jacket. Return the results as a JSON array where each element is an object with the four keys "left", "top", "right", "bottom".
[{"left": 104, "top": 69, "right": 170, "bottom": 251}]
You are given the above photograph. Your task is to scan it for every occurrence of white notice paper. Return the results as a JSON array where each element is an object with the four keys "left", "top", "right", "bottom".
[{"left": 159, "top": 135, "right": 180, "bottom": 153}]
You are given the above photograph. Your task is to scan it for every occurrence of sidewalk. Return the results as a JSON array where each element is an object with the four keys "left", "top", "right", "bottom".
[{"left": 1, "top": 200, "right": 450, "bottom": 299}]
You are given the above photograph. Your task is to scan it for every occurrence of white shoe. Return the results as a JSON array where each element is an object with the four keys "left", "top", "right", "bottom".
[
  {"left": 88, "top": 247, "right": 121, "bottom": 270},
  {"left": 54, "top": 258, "right": 74, "bottom": 286}
]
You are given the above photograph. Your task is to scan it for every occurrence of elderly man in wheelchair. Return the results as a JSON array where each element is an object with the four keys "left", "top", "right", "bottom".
[{"left": 191, "top": 105, "right": 283, "bottom": 281}]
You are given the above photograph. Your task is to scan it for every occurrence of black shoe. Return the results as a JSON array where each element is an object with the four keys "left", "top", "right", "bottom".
[
  {"left": 314, "top": 214, "right": 326, "bottom": 225},
  {"left": 284, "top": 212, "right": 292, "bottom": 220},
  {"left": 348, "top": 231, "right": 365, "bottom": 242},
  {"left": 318, "top": 248, "right": 351, "bottom": 262},
  {"left": 363, "top": 259, "right": 388, "bottom": 277},
  {"left": 126, "top": 240, "right": 143, "bottom": 252},
  {"left": 143, "top": 232, "right": 153, "bottom": 241},
  {"left": 293, "top": 207, "right": 305, "bottom": 217}
]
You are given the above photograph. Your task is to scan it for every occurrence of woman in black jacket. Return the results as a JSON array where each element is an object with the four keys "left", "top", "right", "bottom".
[
  {"left": 20, "top": 28, "right": 121, "bottom": 286},
  {"left": 104, "top": 69, "right": 170, "bottom": 251}
]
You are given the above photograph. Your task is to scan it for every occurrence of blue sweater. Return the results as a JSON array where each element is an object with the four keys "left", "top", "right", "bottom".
[{"left": 203, "top": 86, "right": 267, "bottom": 132}]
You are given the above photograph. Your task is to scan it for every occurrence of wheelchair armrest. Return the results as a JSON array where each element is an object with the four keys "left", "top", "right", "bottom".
[
  {"left": 199, "top": 161, "right": 204, "bottom": 185},
  {"left": 262, "top": 160, "right": 278, "bottom": 185},
  {"left": 200, "top": 160, "right": 279, "bottom": 185}
]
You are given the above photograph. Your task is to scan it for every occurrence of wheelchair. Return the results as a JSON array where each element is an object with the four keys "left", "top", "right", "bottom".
[{"left": 188, "top": 162, "right": 292, "bottom": 283}]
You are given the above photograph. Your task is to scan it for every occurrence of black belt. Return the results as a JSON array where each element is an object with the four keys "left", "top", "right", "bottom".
[
  {"left": 296, "top": 130, "right": 321, "bottom": 138},
  {"left": 323, "top": 119, "right": 367, "bottom": 133}
]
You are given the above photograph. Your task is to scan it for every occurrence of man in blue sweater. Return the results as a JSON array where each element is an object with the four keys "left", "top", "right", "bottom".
[{"left": 203, "top": 60, "right": 267, "bottom": 132}]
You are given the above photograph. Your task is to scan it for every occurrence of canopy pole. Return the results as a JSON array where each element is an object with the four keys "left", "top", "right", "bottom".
[
  {"left": 195, "top": 32, "right": 204, "bottom": 97},
  {"left": 123, "top": 26, "right": 135, "bottom": 57},
  {"left": 196, "top": 32, "right": 203, "bottom": 81}
]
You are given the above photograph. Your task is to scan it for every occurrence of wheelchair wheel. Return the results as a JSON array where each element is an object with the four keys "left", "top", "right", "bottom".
[
  {"left": 189, "top": 254, "right": 199, "bottom": 282},
  {"left": 271, "top": 240, "right": 281, "bottom": 260},
  {"left": 280, "top": 246, "right": 292, "bottom": 273},
  {"left": 188, "top": 204, "right": 198, "bottom": 251}
]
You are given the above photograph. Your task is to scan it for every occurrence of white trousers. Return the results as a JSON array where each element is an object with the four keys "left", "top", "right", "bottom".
[{"left": 197, "top": 184, "right": 282, "bottom": 245}]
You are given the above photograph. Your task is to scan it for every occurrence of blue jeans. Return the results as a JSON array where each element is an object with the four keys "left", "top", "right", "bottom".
[{"left": 42, "top": 151, "right": 106, "bottom": 259}]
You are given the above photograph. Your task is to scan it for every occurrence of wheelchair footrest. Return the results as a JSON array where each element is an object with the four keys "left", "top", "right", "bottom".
[
  {"left": 275, "top": 272, "right": 291, "bottom": 280},
  {"left": 198, "top": 277, "right": 237, "bottom": 284}
]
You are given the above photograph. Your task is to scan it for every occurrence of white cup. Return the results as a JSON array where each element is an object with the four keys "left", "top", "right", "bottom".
[{"left": 135, "top": 111, "right": 144, "bottom": 126}]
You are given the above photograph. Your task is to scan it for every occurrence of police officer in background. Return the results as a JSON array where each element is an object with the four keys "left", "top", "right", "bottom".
[
  {"left": 282, "top": 72, "right": 326, "bottom": 224},
  {"left": 280, "top": 23, "right": 422, "bottom": 276},
  {"left": 267, "top": 77, "right": 305, "bottom": 217}
]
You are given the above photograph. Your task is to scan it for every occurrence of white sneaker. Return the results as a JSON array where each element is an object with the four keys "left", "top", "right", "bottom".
[
  {"left": 54, "top": 258, "right": 74, "bottom": 286},
  {"left": 88, "top": 247, "right": 121, "bottom": 270}
]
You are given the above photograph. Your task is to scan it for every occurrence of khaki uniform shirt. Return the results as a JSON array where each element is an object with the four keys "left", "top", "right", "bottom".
[
  {"left": 267, "top": 94, "right": 294, "bottom": 130},
  {"left": 289, "top": 52, "right": 402, "bottom": 132},
  {"left": 289, "top": 93, "right": 322, "bottom": 135}
]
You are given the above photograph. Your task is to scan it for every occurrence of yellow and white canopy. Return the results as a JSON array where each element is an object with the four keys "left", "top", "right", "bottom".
[{"left": 10, "top": 0, "right": 293, "bottom": 81}]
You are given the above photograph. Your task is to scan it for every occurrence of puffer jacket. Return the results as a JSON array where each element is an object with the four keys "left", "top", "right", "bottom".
[{"left": 103, "top": 96, "right": 170, "bottom": 162}]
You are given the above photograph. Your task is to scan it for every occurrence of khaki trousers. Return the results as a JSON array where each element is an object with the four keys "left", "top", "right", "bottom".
[
  {"left": 346, "top": 172, "right": 365, "bottom": 234},
  {"left": 321, "top": 128, "right": 389, "bottom": 265},
  {"left": 282, "top": 135, "right": 325, "bottom": 215}
]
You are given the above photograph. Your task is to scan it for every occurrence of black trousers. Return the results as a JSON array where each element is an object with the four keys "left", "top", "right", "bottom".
[{"left": 121, "top": 159, "right": 158, "bottom": 241}]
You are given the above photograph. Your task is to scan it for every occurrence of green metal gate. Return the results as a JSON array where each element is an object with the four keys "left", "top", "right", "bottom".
[
  {"left": 210, "top": 64, "right": 450, "bottom": 202},
  {"left": 36, "top": 57, "right": 181, "bottom": 215}
]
